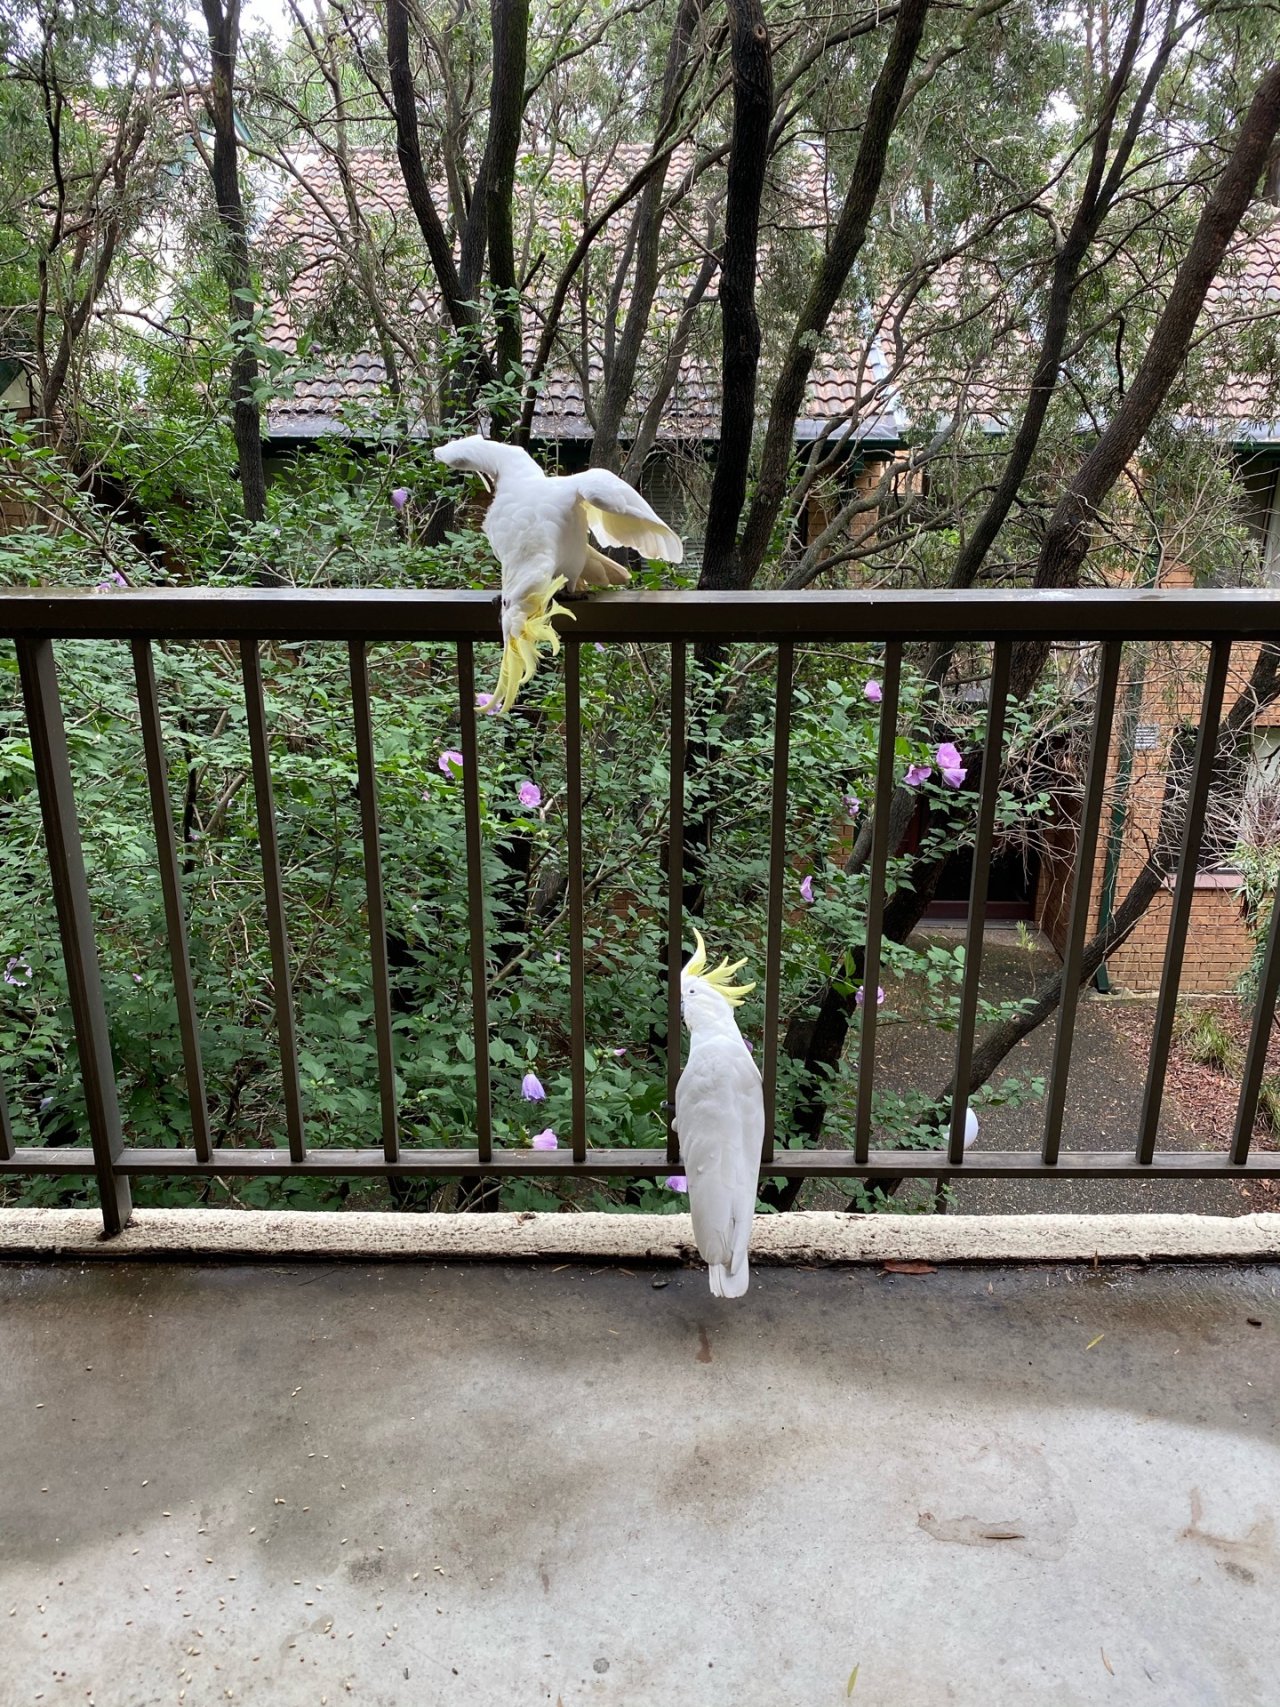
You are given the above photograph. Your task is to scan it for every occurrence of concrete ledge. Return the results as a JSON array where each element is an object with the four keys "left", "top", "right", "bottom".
[{"left": 1, "top": 1206, "right": 1279, "bottom": 1263}]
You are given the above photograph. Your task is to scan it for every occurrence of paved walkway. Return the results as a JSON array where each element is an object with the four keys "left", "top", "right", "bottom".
[
  {"left": 868, "top": 928, "right": 1251, "bottom": 1216},
  {"left": 2, "top": 1258, "right": 1277, "bottom": 1705}
]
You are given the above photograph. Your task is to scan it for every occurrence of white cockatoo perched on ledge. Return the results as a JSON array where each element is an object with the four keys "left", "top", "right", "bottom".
[
  {"left": 435, "top": 435, "right": 683, "bottom": 713},
  {"left": 674, "top": 930, "right": 764, "bottom": 1299}
]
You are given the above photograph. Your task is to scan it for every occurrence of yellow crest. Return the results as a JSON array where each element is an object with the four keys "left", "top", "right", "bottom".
[{"left": 682, "top": 928, "right": 754, "bottom": 1007}]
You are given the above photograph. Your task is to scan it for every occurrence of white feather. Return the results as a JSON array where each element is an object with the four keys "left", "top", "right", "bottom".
[
  {"left": 675, "top": 973, "right": 763, "bottom": 1300},
  {"left": 568, "top": 468, "right": 685, "bottom": 563},
  {"left": 435, "top": 436, "right": 683, "bottom": 711}
]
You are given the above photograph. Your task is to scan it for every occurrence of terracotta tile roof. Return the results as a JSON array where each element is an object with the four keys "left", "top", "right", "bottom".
[{"left": 258, "top": 146, "right": 1280, "bottom": 446}]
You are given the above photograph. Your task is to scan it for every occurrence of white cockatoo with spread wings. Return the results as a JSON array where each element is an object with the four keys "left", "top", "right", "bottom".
[
  {"left": 435, "top": 435, "right": 683, "bottom": 712},
  {"left": 674, "top": 930, "right": 764, "bottom": 1299}
]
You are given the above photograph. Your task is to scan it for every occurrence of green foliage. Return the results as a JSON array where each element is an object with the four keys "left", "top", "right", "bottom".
[
  {"left": 1233, "top": 835, "right": 1280, "bottom": 1003},
  {"left": 1172, "top": 1003, "right": 1241, "bottom": 1077},
  {"left": 0, "top": 456, "right": 1051, "bottom": 1210}
]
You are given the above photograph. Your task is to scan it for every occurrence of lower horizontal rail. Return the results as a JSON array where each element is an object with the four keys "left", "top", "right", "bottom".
[{"left": 4, "top": 1146, "right": 1279, "bottom": 1179}]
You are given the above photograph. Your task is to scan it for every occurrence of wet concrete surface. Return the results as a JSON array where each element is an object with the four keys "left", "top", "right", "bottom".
[
  {"left": 856, "top": 928, "right": 1252, "bottom": 1217},
  {"left": 2, "top": 1258, "right": 1278, "bottom": 1706}
]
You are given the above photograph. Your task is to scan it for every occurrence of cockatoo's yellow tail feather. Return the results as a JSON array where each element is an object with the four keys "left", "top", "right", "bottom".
[
  {"left": 683, "top": 928, "right": 755, "bottom": 1006},
  {"left": 490, "top": 579, "right": 575, "bottom": 714}
]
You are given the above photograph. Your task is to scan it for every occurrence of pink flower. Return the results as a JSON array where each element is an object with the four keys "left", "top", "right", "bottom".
[
  {"left": 391, "top": 487, "right": 409, "bottom": 511},
  {"left": 612, "top": 1047, "right": 627, "bottom": 1057},
  {"left": 800, "top": 874, "right": 814, "bottom": 904},
  {"left": 844, "top": 793, "right": 860, "bottom": 817},
  {"left": 864, "top": 680, "right": 882, "bottom": 704},
  {"left": 518, "top": 779, "right": 542, "bottom": 810},
  {"left": 664, "top": 1175, "right": 688, "bottom": 1192},
  {"left": 935, "top": 742, "right": 966, "bottom": 788},
  {"left": 94, "top": 570, "right": 127, "bottom": 592},
  {"left": 521, "top": 1072, "right": 546, "bottom": 1101},
  {"left": 475, "top": 692, "right": 495, "bottom": 711},
  {"left": 855, "top": 985, "right": 885, "bottom": 1008},
  {"left": 904, "top": 763, "right": 932, "bottom": 788},
  {"left": 531, "top": 1129, "right": 558, "bottom": 1150},
  {"left": 438, "top": 750, "right": 464, "bottom": 775}
]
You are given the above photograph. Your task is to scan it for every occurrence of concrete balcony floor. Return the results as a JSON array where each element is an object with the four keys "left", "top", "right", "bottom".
[{"left": 2, "top": 1254, "right": 1278, "bottom": 1707}]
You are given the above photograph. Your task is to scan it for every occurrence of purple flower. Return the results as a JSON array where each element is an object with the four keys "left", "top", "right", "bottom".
[
  {"left": 4, "top": 956, "right": 31, "bottom": 987},
  {"left": 438, "top": 749, "right": 464, "bottom": 776},
  {"left": 612, "top": 1047, "right": 627, "bottom": 1057},
  {"left": 531, "top": 1129, "right": 558, "bottom": 1150},
  {"left": 844, "top": 793, "right": 860, "bottom": 818},
  {"left": 864, "top": 680, "right": 882, "bottom": 704},
  {"left": 94, "top": 570, "right": 127, "bottom": 593},
  {"left": 800, "top": 874, "right": 815, "bottom": 904},
  {"left": 391, "top": 487, "right": 409, "bottom": 511},
  {"left": 664, "top": 1175, "right": 688, "bottom": 1192},
  {"left": 521, "top": 1071, "right": 546, "bottom": 1102},
  {"left": 904, "top": 763, "right": 932, "bottom": 788},
  {"left": 132, "top": 973, "right": 143, "bottom": 984},
  {"left": 935, "top": 741, "right": 967, "bottom": 788},
  {"left": 518, "top": 779, "right": 542, "bottom": 810},
  {"left": 744, "top": 1039, "right": 754, "bottom": 1054},
  {"left": 475, "top": 692, "right": 495, "bottom": 712},
  {"left": 855, "top": 985, "right": 885, "bottom": 1008},
  {"left": 593, "top": 642, "right": 606, "bottom": 654}
]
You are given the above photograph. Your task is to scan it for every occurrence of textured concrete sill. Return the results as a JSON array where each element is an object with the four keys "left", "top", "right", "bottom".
[{"left": 2, "top": 1206, "right": 1279, "bottom": 1264}]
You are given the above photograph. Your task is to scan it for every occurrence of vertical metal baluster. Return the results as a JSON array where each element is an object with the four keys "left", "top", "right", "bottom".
[
  {"left": 349, "top": 641, "right": 398, "bottom": 1164},
  {"left": 240, "top": 639, "right": 306, "bottom": 1163},
  {"left": 1230, "top": 870, "right": 1280, "bottom": 1166},
  {"left": 456, "top": 642, "right": 492, "bottom": 1164},
  {"left": 131, "top": 639, "right": 212, "bottom": 1163},
  {"left": 18, "top": 638, "right": 132, "bottom": 1234},
  {"left": 565, "top": 643, "right": 587, "bottom": 1163},
  {"left": 947, "top": 642, "right": 1012, "bottom": 1164},
  {"left": 0, "top": 1081, "right": 15, "bottom": 1161},
  {"left": 1041, "top": 641, "right": 1123, "bottom": 1165},
  {"left": 854, "top": 643, "right": 903, "bottom": 1165},
  {"left": 1137, "top": 640, "right": 1232, "bottom": 1164},
  {"left": 666, "top": 642, "right": 686, "bottom": 1165},
  {"left": 761, "top": 642, "right": 794, "bottom": 1167}
]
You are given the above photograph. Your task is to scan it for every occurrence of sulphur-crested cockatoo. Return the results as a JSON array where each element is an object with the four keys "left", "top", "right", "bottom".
[
  {"left": 435, "top": 435, "right": 683, "bottom": 713},
  {"left": 674, "top": 930, "right": 764, "bottom": 1299}
]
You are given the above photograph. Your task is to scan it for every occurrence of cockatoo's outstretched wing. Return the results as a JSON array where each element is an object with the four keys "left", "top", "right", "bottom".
[{"left": 567, "top": 469, "right": 684, "bottom": 563}]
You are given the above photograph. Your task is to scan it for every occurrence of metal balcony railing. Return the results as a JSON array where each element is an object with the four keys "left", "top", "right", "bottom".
[{"left": 2, "top": 586, "right": 1280, "bottom": 1237}]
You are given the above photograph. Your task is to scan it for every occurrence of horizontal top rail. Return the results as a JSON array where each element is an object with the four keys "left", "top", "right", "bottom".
[{"left": 2, "top": 586, "right": 1280, "bottom": 644}]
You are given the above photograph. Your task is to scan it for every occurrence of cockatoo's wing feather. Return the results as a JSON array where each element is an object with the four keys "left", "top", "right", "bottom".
[
  {"left": 575, "top": 544, "right": 632, "bottom": 588},
  {"left": 567, "top": 469, "right": 684, "bottom": 563}
]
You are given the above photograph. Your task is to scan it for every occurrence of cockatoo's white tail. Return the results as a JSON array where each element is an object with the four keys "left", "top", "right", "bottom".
[{"left": 709, "top": 1257, "right": 750, "bottom": 1299}]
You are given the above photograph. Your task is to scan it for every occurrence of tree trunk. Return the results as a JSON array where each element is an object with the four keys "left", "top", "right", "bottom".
[
  {"left": 1011, "top": 57, "right": 1280, "bottom": 694},
  {"left": 699, "top": 0, "right": 773, "bottom": 589},
  {"left": 947, "top": 0, "right": 1170, "bottom": 592},
  {"left": 734, "top": 0, "right": 932, "bottom": 586},
  {"left": 591, "top": 0, "right": 706, "bottom": 473},
  {"left": 201, "top": 0, "right": 268, "bottom": 531},
  {"left": 386, "top": 0, "right": 497, "bottom": 396}
]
